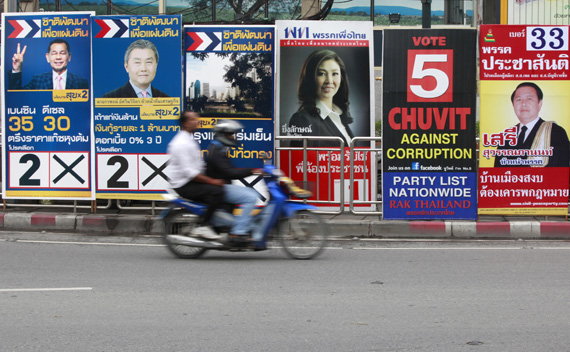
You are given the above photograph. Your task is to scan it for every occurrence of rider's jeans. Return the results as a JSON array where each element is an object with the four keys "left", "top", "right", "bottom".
[
  {"left": 251, "top": 203, "right": 274, "bottom": 242},
  {"left": 223, "top": 184, "right": 259, "bottom": 235}
]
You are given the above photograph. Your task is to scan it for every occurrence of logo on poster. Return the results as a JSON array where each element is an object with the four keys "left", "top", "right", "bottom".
[{"left": 283, "top": 27, "right": 309, "bottom": 39}]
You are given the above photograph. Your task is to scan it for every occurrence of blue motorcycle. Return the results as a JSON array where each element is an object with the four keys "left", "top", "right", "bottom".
[{"left": 160, "top": 162, "right": 329, "bottom": 259}]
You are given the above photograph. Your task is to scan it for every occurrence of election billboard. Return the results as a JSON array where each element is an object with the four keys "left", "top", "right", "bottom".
[
  {"left": 478, "top": 25, "right": 570, "bottom": 215},
  {"left": 92, "top": 15, "right": 182, "bottom": 200},
  {"left": 276, "top": 20, "right": 375, "bottom": 209},
  {"left": 184, "top": 26, "right": 274, "bottom": 170},
  {"left": 382, "top": 29, "right": 478, "bottom": 220},
  {"left": 2, "top": 12, "right": 95, "bottom": 200}
]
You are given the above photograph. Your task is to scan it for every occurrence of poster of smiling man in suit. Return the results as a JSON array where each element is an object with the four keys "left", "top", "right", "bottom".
[
  {"left": 2, "top": 12, "right": 94, "bottom": 200},
  {"left": 8, "top": 39, "right": 88, "bottom": 90}
]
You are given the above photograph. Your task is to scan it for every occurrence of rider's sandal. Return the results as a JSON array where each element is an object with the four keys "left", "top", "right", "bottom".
[
  {"left": 228, "top": 234, "right": 252, "bottom": 244},
  {"left": 253, "top": 242, "right": 267, "bottom": 251}
]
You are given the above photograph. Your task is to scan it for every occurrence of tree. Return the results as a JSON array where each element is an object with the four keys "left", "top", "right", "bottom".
[
  {"left": 183, "top": 0, "right": 302, "bottom": 21},
  {"left": 188, "top": 52, "right": 272, "bottom": 117},
  {"left": 189, "top": 95, "right": 208, "bottom": 112},
  {"left": 223, "top": 52, "right": 272, "bottom": 117}
]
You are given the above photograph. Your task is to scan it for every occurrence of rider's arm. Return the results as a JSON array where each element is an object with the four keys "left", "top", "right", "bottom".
[
  {"left": 168, "top": 131, "right": 225, "bottom": 188},
  {"left": 192, "top": 173, "right": 224, "bottom": 186},
  {"left": 207, "top": 143, "right": 256, "bottom": 180}
]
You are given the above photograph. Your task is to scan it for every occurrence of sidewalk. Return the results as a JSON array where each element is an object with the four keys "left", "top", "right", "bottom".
[{"left": 1, "top": 202, "right": 570, "bottom": 240}]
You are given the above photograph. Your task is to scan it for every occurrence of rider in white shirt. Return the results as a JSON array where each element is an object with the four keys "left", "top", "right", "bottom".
[{"left": 167, "top": 111, "right": 225, "bottom": 240}]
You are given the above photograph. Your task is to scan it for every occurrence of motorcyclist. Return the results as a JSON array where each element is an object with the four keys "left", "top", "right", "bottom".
[
  {"left": 205, "top": 119, "right": 262, "bottom": 243},
  {"left": 167, "top": 111, "right": 225, "bottom": 240}
]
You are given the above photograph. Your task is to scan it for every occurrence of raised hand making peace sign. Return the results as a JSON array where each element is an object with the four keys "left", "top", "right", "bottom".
[{"left": 12, "top": 43, "right": 27, "bottom": 73}]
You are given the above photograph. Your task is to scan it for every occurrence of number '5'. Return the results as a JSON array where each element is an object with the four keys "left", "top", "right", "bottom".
[
  {"left": 410, "top": 54, "right": 449, "bottom": 99},
  {"left": 9, "top": 116, "right": 33, "bottom": 131}
]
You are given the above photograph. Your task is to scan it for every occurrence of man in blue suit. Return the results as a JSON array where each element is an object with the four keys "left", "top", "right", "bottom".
[
  {"left": 102, "top": 39, "right": 169, "bottom": 98},
  {"left": 8, "top": 39, "right": 88, "bottom": 90}
]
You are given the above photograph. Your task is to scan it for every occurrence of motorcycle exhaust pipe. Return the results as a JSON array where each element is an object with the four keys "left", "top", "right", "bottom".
[{"left": 166, "top": 235, "right": 224, "bottom": 248}]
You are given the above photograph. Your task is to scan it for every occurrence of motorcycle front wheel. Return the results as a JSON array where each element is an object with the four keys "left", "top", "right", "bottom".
[
  {"left": 163, "top": 210, "right": 208, "bottom": 259},
  {"left": 279, "top": 210, "right": 329, "bottom": 260}
]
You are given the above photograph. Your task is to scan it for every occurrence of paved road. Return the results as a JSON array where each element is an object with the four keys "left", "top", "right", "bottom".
[{"left": 2, "top": 232, "right": 570, "bottom": 351}]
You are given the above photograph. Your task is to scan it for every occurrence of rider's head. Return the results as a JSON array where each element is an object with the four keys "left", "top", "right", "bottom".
[
  {"left": 214, "top": 119, "right": 243, "bottom": 147},
  {"left": 179, "top": 110, "right": 200, "bottom": 133}
]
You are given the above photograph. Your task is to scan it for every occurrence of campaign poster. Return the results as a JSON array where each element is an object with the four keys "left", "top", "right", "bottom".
[
  {"left": 478, "top": 25, "right": 570, "bottom": 215},
  {"left": 2, "top": 12, "right": 94, "bottom": 200},
  {"left": 184, "top": 26, "right": 274, "bottom": 169},
  {"left": 276, "top": 20, "right": 375, "bottom": 210},
  {"left": 93, "top": 15, "right": 182, "bottom": 200},
  {"left": 382, "top": 29, "right": 478, "bottom": 220}
]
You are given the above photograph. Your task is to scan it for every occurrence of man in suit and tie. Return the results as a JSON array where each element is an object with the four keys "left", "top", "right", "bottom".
[
  {"left": 9, "top": 39, "right": 88, "bottom": 90},
  {"left": 102, "top": 39, "right": 169, "bottom": 98},
  {"left": 494, "top": 82, "right": 570, "bottom": 167}
]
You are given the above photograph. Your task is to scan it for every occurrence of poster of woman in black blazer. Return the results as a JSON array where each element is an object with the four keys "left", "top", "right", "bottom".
[{"left": 280, "top": 47, "right": 371, "bottom": 148}]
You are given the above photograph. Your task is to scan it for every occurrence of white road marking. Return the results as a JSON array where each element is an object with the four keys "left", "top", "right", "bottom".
[
  {"left": 0, "top": 287, "right": 93, "bottom": 292},
  {"left": 349, "top": 247, "right": 570, "bottom": 250},
  {"left": 3, "top": 238, "right": 570, "bottom": 250},
  {"left": 14, "top": 240, "right": 162, "bottom": 247}
]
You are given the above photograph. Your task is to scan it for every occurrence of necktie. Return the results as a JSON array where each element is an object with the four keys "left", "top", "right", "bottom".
[
  {"left": 141, "top": 91, "right": 148, "bottom": 98},
  {"left": 517, "top": 126, "right": 527, "bottom": 147},
  {"left": 55, "top": 76, "right": 63, "bottom": 90}
]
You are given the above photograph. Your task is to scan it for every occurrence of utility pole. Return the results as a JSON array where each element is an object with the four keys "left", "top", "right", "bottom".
[
  {"left": 422, "top": 0, "right": 432, "bottom": 28},
  {"left": 4, "top": 0, "right": 17, "bottom": 12}
]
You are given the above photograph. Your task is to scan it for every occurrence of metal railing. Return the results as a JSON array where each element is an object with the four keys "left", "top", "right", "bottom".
[
  {"left": 276, "top": 136, "right": 346, "bottom": 215},
  {"left": 276, "top": 136, "right": 385, "bottom": 215},
  {"left": 4, "top": 136, "right": 568, "bottom": 219},
  {"left": 1, "top": 198, "right": 168, "bottom": 215},
  {"left": 349, "top": 137, "right": 382, "bottom": 215}
]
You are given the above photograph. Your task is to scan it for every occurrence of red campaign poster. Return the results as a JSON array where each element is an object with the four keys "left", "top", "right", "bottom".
[
  {"left": 279, "top": 149, "right": 373, "bottom": 206},
  {"left": 478, "top": 25, "right": 570, "bottom": 215}
]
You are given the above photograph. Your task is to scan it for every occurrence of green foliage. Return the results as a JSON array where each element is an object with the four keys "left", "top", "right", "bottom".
[
  {"left": 227, "top": 97, "right": 247, "bottom": 112},
  {"left": 326, "top": 14, "right": 446, "bottom": 26},
  {"left": 375, "top": 119, "right": 381, "bottom": 137},
  {"left": 51, "top": 0, "right": 303, "bottom": 21},
  {"left": 189, "top": 95, "right": 208, "bottom": 112},
  {"left": 47, "top": 2, "right": 451, "bottom": 25},
  {"left": 223, "top": 52, "right": 273, "bottom": 117}
]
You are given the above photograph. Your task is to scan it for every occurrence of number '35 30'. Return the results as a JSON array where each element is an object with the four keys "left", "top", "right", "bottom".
[{"left": 8, "top": 116, "right": 71, "bottom": 132}]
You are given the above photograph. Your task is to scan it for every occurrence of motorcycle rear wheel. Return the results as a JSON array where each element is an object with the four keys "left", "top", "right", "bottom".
[
  {"left": 163, "top": 210, "right": 208, "bottom": 259},
  {"left": 279, "top": 210, "right": 329, "bottom": 260}
]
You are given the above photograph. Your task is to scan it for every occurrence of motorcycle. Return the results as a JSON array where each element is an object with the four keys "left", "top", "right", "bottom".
[{"left": 160, "top": 161, "right": 329, "bottom": 259}]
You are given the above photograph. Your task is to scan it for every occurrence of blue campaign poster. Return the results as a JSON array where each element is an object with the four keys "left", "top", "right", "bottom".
[
  {"left": 92, "top": 15, "right": 183, "bottom": 200},
  {"left": 2, "top": 12, "right": 94, "bottom": 199},
  {"left": 184, "top": 26, "right": 274, "bottom": 168},
  {"left": 383, "top": 172, "right": 477, "bottom": 219}
]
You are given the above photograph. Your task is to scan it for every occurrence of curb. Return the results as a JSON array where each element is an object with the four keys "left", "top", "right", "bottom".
[
  {"left": 1, "top": 212, "right": 570, "bottom": 240},
  {"left": 1, "top": 213, "right": 162, "bottom": 236},
  {"left": 335, "top": 220, "right": 570, "bottom": 240}
]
